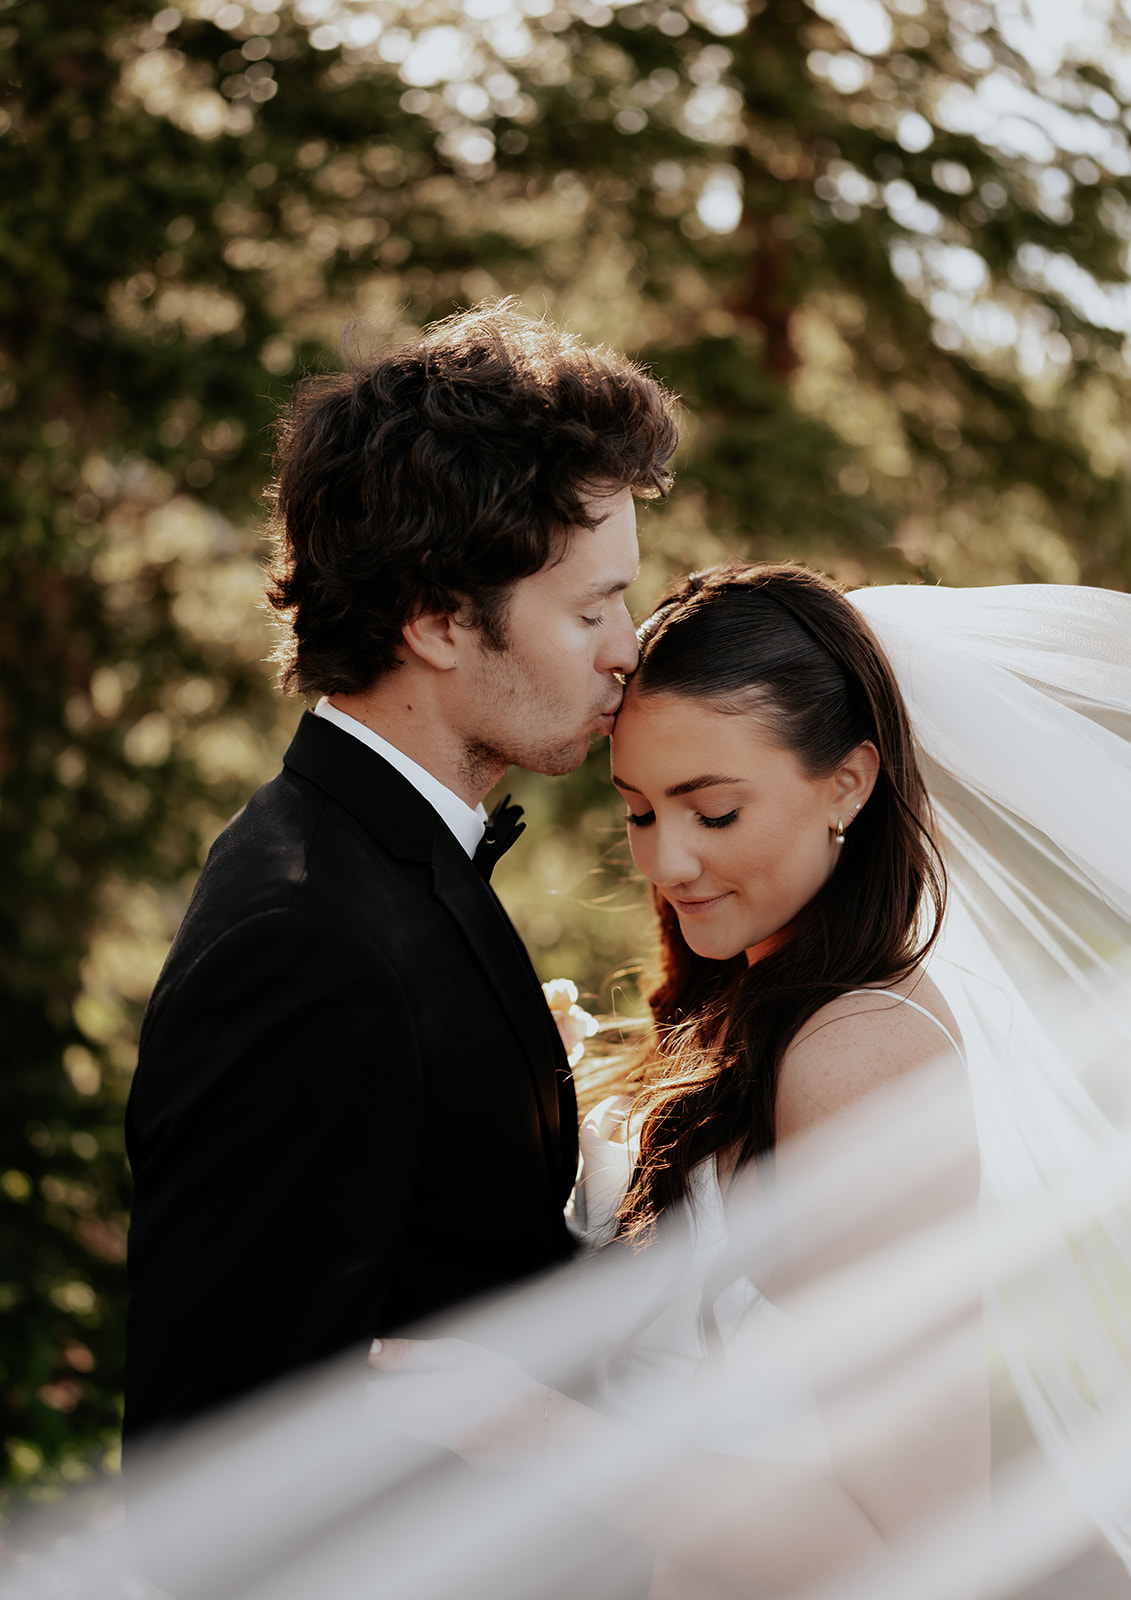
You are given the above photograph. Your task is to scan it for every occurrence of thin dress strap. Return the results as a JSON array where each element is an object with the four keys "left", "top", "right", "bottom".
[{"left": 841, "top": 990, "right": 965, "bottom": 1063}]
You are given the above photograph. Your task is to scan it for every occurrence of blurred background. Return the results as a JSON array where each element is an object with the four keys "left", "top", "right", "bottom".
[{"left": 3, "top": 0, "right": 1131, "bottom": 1502}]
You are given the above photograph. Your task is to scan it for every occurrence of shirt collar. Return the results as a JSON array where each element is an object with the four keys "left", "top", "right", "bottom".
[{"left": 313, "top": 698, "right": 488, "bottom": 859}]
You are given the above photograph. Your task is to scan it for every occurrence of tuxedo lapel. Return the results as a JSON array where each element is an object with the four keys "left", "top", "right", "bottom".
[
  {"left": 283, "top": 713, "right": 572, "bottom": 1189},
  {"left": 283, "top": 712, "right": 436, "bottom": 865},
  {"left": 428, "top": 825, "right": 568, "bottom": 1181}
]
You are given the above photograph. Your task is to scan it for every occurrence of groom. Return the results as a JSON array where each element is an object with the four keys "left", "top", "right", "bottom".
[{"left": 123, "top": 305, "right": 678, "bottom": 1449}]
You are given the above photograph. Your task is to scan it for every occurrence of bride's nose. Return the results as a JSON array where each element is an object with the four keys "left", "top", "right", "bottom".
[{"left": 644, "top": 824, "right": 702, "bottom": 890}]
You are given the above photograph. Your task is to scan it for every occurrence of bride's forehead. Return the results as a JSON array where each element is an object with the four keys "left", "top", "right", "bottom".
[
  {"left": 612, "top": 693, "right": 773, "bottom": 766},
  {"left": 615, "top": 689, "right": 715, "bottom": 735},
  {"left": 617, "top": 690, "right": 748, "bottom": 735}
]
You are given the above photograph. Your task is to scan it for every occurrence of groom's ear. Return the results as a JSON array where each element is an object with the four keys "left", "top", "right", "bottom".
[{"left": 401, "top": 609, "right": 462, "bottom": 671}]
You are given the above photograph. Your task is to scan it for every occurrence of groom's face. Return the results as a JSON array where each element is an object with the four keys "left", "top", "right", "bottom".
[{"left": 459, "top": 488, "right": 641, "bottom": 777}]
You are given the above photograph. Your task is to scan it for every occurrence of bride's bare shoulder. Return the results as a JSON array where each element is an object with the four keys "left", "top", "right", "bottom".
[{"left": 775, "top": 968, "right": 964, "bottom": 1143}]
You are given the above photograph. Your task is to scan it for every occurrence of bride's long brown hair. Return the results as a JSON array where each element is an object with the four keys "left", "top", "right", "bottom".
[{"left": 618, "top": 563, "right": 946, "bottom": 1240}]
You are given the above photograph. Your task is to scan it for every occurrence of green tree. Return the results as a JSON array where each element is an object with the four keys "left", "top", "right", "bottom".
[{"left": 3, "top": 0, "right": 1130, "bottom": 1493}]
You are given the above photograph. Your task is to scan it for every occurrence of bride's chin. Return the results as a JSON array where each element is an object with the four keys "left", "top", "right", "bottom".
[{"left": 679, "top": 927, "right": 743, "bottom": 963}]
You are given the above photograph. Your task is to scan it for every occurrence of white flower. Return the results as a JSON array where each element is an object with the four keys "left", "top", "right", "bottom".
[{"left": 541, "top": 978, "right": 599, "bottom": 1068}]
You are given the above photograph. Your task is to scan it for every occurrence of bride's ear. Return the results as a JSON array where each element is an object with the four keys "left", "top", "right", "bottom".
[{"left": 831, "top": 740, "right": 880, "bottom": 822}]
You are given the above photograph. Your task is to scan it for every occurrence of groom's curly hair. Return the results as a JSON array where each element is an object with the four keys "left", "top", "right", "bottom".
[{"left": 266, "top": 302, "right": 680, "bottom": 695}]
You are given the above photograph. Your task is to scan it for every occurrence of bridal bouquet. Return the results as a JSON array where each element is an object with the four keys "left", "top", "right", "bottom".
[{"left": 542, "top": 979, "right": 599, "bottom": 1067}]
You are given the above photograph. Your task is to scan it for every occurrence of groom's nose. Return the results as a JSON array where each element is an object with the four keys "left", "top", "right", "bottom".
[{"left": 597, "top": 600, "right": 639, "bottom": 677}]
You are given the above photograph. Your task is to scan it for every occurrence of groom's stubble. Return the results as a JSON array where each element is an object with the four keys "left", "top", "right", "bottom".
[
  {"left": 453, "top": 492, "right": 641, "bottom": 790},
  {"left": 459, "top": 652, "right": 613, "bottom": 789}
]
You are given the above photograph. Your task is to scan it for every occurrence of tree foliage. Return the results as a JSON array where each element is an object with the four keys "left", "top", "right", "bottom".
[{"left": 3, "top": 0, "right": 1131, "bottom": 1493}]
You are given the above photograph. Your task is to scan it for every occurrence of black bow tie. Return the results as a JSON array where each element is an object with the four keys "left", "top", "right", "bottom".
[{"left": 473, "top": 794, "right": 526, "bottom": 882}]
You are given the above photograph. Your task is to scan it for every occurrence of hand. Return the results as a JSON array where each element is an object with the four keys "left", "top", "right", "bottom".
[{"left": 366, "top": 1336, "right": 549, "bottom": 1458}]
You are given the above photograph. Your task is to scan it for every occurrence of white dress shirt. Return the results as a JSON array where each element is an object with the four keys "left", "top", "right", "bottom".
[{"left": 313, "top": 697, "right": 488, "bottom": 858}]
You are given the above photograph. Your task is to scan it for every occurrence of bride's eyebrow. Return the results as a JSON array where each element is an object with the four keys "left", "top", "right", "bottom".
[
  {"left": 612, "top": 774, "right": 743, "bottom": 797},
  {"left": 667, "top": 774, "right": 743, "bottom": 797}
]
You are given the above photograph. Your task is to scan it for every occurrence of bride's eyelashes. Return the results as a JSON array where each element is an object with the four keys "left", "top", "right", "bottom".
[
  {"left": 700, "top": 809, "right": 739, "bottom": 829},
  {"left": 624, "top": 808, "right": 740, "bottom": 830}
]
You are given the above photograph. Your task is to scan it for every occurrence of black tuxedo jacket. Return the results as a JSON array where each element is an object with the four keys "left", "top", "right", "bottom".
[{"left": 123, "top": 712, "right": 579, "bottom": 1446}]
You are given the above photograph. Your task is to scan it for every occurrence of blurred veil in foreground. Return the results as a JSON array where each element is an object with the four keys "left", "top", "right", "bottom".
[{"left": 4, "top": 582, "right": 1131, "bottom": 1600}]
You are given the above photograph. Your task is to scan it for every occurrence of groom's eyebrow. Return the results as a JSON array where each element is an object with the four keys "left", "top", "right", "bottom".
[
  {"left": 580, "top": 570, "right": 639, "bottom": 601},
  {"left": 612, "top": 774, "right": 742, "bottom": 797}
]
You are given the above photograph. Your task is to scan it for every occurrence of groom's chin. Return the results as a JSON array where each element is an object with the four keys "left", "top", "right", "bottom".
[{"left": 525, "top": 736, "right": 598, "bottom": 777}]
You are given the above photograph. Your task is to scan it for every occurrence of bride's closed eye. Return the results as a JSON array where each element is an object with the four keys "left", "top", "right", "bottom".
[
  {"left": 625, "top": 808, "right": 740, "bottom": 829},
  {"left": 699, "top": 809, "right": 739, "bottom": 829}
]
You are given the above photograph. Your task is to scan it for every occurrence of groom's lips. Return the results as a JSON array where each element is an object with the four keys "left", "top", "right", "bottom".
[{"left": 595, "top": 702, "right": 622, "bottom": 734}]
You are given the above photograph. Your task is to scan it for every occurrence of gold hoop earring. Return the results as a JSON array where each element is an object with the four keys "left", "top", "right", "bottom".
[{"left": 834, "top": 818, "right": 846, "bottom": 845}]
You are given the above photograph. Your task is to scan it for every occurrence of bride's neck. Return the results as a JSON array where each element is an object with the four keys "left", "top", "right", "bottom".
[{"left": 745, "top": 927, "right": 791, "bottom": 966}]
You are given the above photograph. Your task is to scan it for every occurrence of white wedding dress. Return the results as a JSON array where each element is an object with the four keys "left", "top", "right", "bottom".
[
  {"left": 567, "top": 995, "right": 964, "bottom": 1468},
  {"left": 572, "top": 1095, "right": 841, "bottom": 1468}
]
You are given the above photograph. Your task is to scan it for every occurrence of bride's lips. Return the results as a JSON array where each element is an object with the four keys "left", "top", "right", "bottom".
[{"left": 668, "top": 891, "right": 733, "bottom": 916}]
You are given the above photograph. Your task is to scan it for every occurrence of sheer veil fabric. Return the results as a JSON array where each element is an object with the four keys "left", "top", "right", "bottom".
[
  {"left": 848, "top": 582, "right": 1131, "bottom": 1571},
  {"left": 5, "top": 583, "right": 1131, "bottom": 1600}
]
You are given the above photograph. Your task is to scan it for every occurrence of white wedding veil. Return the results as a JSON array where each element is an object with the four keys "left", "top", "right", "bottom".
[
  {"left": 4, "top": 582, "right": 1131, "bottom": 1600},
  {"left": 849, "top": 582, "right": 1131, "bottom": 1570}
]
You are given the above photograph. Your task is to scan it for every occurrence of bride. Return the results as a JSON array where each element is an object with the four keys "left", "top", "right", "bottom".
[{"left": 368, "top": 563, "right": 993, "bottom": 1598}]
